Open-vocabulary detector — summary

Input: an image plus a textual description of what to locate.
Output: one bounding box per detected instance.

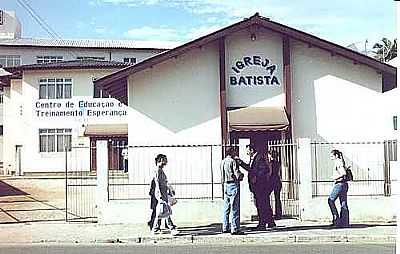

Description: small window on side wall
[123,57,136,64]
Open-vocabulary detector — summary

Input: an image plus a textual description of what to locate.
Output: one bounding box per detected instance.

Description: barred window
[39,128,72,153]
[37,56,63,64]
[0,55,21,67]
[39,78,72,99]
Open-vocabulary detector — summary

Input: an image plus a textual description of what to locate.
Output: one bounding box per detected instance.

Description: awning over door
[84,123,128,137]
[228,106,289,131]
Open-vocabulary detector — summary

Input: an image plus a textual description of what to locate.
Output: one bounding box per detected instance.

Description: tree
[373,38,397,62]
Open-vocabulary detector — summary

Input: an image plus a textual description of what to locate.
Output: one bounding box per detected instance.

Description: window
[0,55,21,67]
[39,78,72,99]
[39,128,72,153]
[37,56,63,64]
[0,125,3,136]
[77,56,105,61]
[0,89,3,104]
[93,84,110,98]
[123,57,136,64]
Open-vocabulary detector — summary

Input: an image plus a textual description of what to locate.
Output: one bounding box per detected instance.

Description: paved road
[0,243,395,254]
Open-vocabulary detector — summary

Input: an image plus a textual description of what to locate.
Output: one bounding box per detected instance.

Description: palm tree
[373,38,397,62]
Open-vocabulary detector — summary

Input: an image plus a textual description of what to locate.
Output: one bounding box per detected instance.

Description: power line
[16,0,59,39]
[16,0,77,58]
[18,0,61,39]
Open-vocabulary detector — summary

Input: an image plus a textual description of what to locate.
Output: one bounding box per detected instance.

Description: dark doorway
[230,130,283,154]
[89,137,128,171]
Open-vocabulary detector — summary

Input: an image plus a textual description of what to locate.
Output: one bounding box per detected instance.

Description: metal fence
[65,145,97,222]
[311,140,397,197]
[108,144,223,201]
[267,139,300,218]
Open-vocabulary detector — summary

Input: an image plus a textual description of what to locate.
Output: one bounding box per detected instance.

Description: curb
[117,234,396,245]
[0,234,395,245]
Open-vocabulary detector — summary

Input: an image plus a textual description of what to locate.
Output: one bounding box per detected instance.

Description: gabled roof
[6,59,132,71]
[95,13,397,90]
[0,38,179,50]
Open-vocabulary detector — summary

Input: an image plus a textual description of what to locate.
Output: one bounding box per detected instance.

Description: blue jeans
[328,182,349,227]
[222,182,240,232]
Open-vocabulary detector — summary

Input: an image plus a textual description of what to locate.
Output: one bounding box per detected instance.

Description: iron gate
[65,146,97,222]
[267,139,300,218]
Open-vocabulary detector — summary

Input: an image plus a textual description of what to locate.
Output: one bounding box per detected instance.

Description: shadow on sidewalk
[0,180,66,224]
[177,222,254,236]
[0,181,29,196]
[176,221,395,236]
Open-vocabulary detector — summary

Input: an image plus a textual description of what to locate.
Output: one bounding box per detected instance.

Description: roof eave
[95,14,396,88]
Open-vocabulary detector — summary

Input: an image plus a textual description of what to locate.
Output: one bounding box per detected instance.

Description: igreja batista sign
[230,55,281,86]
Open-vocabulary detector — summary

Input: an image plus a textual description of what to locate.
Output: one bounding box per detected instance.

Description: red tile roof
[6,59,132,71]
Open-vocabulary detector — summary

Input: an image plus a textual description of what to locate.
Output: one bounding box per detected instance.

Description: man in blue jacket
[236,144,276,230]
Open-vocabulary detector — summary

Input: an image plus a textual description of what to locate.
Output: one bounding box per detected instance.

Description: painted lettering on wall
[34,99,127,118]
[230,55,281,86]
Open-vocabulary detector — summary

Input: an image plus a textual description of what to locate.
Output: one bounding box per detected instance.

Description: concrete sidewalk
[0,219,396,245]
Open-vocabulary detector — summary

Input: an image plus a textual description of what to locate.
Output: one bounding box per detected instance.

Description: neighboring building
[0,9,176,172]
[2,60,131,174]
[0,10,171,68]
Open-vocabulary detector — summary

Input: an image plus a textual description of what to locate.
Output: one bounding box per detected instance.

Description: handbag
[157,201,172,219]
[344,166,354,181]
[168,194,177,206]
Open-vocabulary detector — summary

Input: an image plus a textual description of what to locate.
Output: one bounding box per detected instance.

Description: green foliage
[373,38,397,62]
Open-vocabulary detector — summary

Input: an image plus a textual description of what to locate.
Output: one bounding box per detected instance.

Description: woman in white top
[151,154,179,235]
[328,149,349,228]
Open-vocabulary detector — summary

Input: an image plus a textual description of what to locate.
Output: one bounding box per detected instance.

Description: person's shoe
[267,222,277,229]
[170,229,180,236]
[274,215,282,220]
[231,231,245,235]
[147,221,153,230]
[222,229,230,233]
[251,225,266,231]
[151,228,161,235]
[329,217,339,227]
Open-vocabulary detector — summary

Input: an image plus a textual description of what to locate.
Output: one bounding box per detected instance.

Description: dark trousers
[328,182,349,227]
[272,181,282,218]
[253,185,274,226]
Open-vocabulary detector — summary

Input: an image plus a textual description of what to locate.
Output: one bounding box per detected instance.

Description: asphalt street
[0,243,395,254]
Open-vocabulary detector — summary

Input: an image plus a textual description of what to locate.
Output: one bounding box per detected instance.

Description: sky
[1,0,397,50]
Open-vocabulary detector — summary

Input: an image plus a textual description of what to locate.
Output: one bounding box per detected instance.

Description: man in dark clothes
[236,144,276,230]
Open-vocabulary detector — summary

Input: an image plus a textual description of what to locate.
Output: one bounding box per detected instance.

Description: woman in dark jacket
[267,150,282,220]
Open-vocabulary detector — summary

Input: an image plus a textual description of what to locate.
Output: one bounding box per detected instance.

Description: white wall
[225,28,284,108]
[3,69,128,173]
[128,41,221,145]
[3,80,24,174]
[126,41,223,201]
[291,39,387,142]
